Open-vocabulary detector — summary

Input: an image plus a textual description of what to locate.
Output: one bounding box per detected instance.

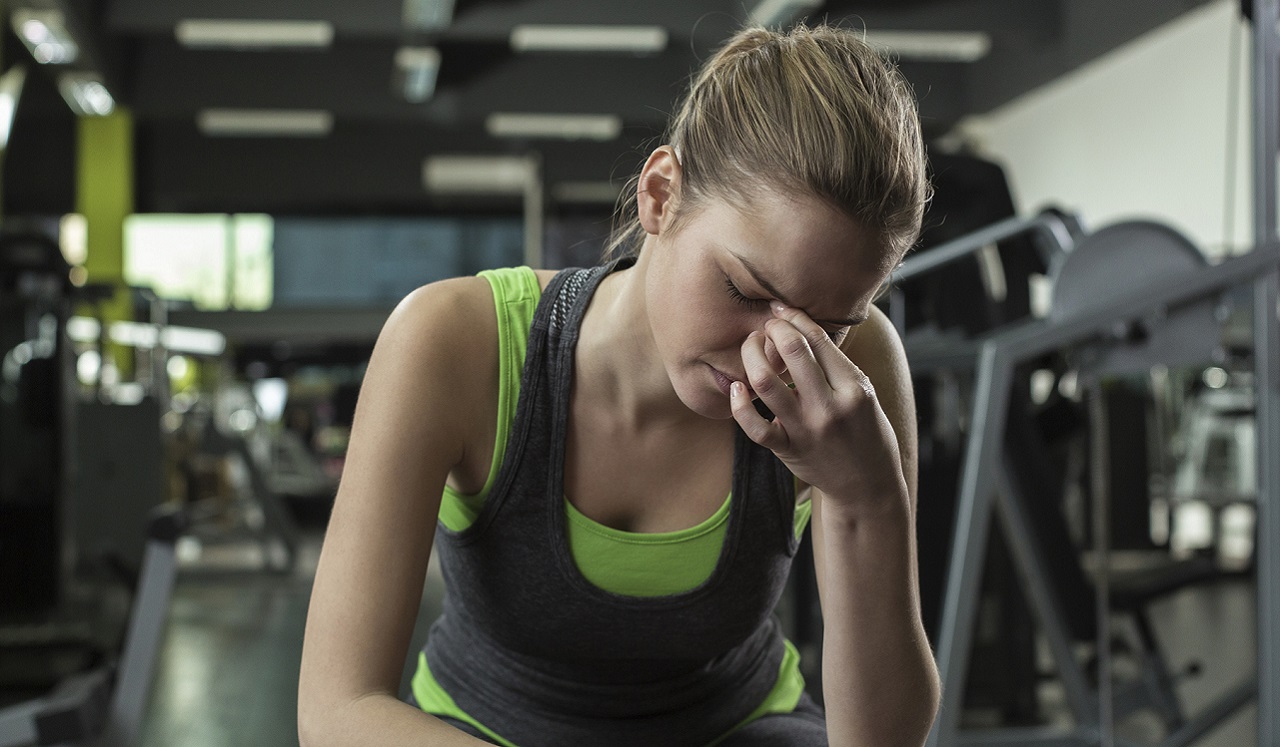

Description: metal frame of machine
[916,1,1280,743]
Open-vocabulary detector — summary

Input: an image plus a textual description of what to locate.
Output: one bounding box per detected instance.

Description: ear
[636,146,682,236]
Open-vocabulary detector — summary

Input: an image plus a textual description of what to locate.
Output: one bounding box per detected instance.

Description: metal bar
[1159,678,1258,747]
[1088,387,1114,747]
[1252,0,1280,742]
[994,462,1099,724]
[899,243,1276,382]
[523,154,544,269]
[896,211,1078,284]
[0,700,40,747]
[997,248,1278,364]
[1253,0,1279,247]
[901,336,982,375]
[926,342,1014,747]
[103,537,178,747]
[1255,269,1279,747]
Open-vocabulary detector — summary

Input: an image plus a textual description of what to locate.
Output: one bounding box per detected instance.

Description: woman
[299,23,940,747]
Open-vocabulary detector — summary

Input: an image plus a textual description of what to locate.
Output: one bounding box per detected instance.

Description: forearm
[816,497,940,747]
[298,691,491,747]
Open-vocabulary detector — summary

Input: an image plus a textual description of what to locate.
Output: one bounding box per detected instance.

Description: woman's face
[642,188,888,420]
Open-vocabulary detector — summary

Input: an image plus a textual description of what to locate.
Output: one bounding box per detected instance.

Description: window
[124,213,273,310]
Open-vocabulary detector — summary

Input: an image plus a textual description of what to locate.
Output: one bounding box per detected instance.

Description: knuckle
[749,372,777,395]
[803,326,830,349]
[773,340,803,360]
[778,334,809,358]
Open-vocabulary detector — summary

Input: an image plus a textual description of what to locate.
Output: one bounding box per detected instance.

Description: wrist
[818,489,911,531]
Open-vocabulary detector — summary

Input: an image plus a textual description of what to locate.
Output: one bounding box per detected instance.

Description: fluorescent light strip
[486,112,621,141]
[552,181,622,204]
[12,9,80,64]
[423,155,536,195]
[57,73,114,116]
[198,109,333,137]
[749,0,822,28]
[510,25,667,54]
[68,318,227,356]
[0,66,26,148]
[863,30,992,63]
[175,20,334,49]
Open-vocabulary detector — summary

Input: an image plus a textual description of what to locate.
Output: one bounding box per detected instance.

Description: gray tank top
[423,261,803,746]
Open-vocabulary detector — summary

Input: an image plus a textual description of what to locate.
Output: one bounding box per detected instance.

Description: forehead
[696,190,888,309]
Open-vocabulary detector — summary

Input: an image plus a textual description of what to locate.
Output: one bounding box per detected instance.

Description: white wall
[953,0,1253,259]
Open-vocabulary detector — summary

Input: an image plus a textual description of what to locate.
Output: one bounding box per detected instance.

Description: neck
[575,246,703,431]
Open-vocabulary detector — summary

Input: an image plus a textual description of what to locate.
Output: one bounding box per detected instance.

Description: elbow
[913,662,943,747]
[297,691,326,747]
[297,674,342,747]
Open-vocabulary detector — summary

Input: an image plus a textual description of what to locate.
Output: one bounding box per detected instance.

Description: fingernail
[770,301,788,315]
[731,381,744,397]
[747,330,762,339]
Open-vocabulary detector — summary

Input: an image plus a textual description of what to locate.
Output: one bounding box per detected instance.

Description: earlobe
[636,146,682,236]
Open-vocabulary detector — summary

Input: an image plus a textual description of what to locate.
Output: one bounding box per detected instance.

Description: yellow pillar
[76,109,135,377]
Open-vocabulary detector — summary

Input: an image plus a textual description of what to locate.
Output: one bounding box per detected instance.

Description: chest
[563,411,736,534]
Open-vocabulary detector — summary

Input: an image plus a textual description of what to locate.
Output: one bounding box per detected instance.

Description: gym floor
[136,530,1259,746]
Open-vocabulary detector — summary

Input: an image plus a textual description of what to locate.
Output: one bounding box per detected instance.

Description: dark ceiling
[3,0,1216,217]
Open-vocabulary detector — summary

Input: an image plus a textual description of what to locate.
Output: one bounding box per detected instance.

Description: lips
[708,364,755,398]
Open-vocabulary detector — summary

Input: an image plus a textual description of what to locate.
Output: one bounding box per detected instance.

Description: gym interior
[1,0,1278,745]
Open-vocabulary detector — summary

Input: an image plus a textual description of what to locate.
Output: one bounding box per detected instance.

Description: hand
[729,302,908,510]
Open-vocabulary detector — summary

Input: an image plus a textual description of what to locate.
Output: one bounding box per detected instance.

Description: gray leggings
[407,691,828,746]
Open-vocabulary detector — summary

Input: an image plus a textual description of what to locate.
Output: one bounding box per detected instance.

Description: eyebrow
[733,253,869,327]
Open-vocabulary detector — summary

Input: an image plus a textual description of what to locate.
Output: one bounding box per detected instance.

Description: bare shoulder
[374,275,499,435]
[387,274,496,346]
[532,268,557,291]
[840,305,909,394]
[380,277,496,379]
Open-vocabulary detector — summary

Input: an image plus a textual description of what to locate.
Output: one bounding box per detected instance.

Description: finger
[769,302,857,389]
[762,317,831,395]
[741,331,800,423]
[729,380,789,450]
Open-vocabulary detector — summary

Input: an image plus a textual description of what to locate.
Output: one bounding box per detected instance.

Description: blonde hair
[604,23,929,267]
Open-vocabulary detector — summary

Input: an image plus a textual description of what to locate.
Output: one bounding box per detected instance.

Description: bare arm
[297,278,495,747]
[810,305,939,747]
[731,300,938,746]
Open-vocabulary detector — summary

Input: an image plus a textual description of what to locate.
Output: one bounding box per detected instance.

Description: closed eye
[724,275,768,307]
[726,273,846,344]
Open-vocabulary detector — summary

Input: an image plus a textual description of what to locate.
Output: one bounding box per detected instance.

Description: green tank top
[416,266,813,743]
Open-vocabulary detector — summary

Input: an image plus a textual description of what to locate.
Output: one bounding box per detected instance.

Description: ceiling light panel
[863,30,992,63]
[423,155,537,195]
[58,73,115,116]
[197,109,333,137]
[486,113,622,141]
[402,0,456,31]
[175,20,334,49]
[510,25,667,54]
[395,46,441,103]
[12,9,80,64]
